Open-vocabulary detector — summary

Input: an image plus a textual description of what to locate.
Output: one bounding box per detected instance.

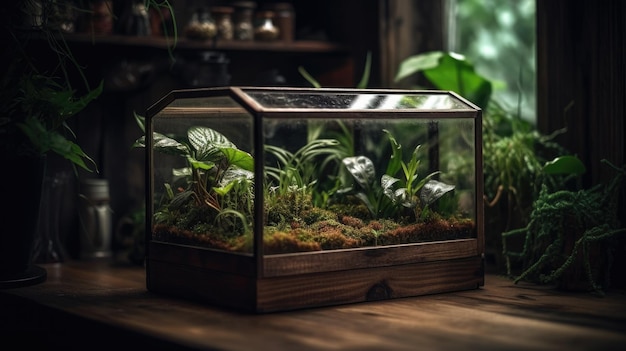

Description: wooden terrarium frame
[144,86,484,313]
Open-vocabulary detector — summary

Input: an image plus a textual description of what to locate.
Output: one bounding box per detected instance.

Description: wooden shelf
[61,33,350,53]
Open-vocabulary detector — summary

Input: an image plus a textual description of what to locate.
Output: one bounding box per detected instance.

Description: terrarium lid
[242,87,475,110]
[146,86,480,118]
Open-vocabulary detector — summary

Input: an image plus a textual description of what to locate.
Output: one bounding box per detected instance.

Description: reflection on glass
[245,91,472,110]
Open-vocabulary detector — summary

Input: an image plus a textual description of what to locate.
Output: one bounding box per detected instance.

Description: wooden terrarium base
[147,240,484,313]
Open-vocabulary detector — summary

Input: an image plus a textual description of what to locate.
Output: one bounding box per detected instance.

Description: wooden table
[2,259,625,350]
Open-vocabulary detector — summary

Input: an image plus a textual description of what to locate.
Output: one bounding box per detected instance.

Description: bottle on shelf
[265,2,295,42]
[254,10,279,41]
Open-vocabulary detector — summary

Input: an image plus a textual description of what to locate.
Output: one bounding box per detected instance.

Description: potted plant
[0,1,102,287]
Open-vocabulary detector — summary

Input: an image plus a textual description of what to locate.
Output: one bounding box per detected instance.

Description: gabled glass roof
[242,89,474,110]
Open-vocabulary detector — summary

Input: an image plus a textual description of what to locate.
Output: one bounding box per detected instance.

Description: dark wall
[537,0,626,287]
[537,0,625,186]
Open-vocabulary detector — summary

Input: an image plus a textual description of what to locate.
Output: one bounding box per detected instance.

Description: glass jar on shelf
[254,10,279,41]
[184,7,217,41]
[233,1,256,41]
[211,6,234,41]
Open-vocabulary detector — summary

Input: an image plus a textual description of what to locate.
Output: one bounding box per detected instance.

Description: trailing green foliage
[502,160,626,294]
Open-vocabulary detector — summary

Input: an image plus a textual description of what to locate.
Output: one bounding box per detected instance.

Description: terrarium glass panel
[262,116,476,255]
[150,95,255,254]
[148,88,479,256]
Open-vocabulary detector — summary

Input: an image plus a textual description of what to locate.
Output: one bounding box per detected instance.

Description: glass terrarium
[144,86,484,312]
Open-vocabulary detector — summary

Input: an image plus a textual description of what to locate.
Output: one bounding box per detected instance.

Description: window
[447,0,536,123]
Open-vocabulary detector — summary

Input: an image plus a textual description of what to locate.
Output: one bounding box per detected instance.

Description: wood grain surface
[2,259,625,350]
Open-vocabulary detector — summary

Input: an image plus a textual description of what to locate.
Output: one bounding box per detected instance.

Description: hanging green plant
[502,160,626,295]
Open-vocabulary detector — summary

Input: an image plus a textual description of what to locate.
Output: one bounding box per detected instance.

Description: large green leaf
[543,156,586,176]
[216,167,254,190]
[395,51,444,81]
[152,132,189,156]
[221,147,254,171]
[395,51,492,109]
[188,126,235,149]
[418,179,455,206]
[17,117,97,171]
[188,126,235,161]
[343,156,376,190]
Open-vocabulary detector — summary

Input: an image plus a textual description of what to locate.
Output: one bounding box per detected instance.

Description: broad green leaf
[187,156,214,170]
[381,174,400,200]
[221,147,254,171]
[172,167,192,177]
[394,51,444,82]
[395,51,492,109]
[153,132,189,156]
[543,156,586,175]
[423,53,492,109]
[62,80,103,117]
[213,181,234,196]
[218,167,254,189]
[18,117,96,171]
[343,156,376,190]
[187,126,234,162]
[50,136,96,172]
[419,179,455,206]
[188,126,235,152]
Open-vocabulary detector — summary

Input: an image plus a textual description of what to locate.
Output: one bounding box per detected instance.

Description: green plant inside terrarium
[136,113,476,255]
